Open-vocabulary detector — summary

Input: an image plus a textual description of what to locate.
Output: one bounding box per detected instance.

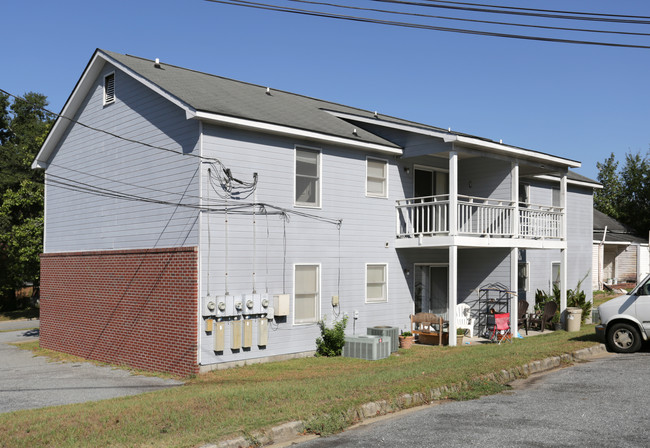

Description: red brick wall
[40,247,199,376]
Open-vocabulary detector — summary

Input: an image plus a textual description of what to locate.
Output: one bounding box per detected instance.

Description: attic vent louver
[104,73,115,105]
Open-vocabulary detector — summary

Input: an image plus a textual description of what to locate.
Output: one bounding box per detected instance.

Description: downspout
[599,226,607,289]
[197,120,204,367]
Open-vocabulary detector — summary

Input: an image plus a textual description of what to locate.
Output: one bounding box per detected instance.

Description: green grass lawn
[0,325,602,448]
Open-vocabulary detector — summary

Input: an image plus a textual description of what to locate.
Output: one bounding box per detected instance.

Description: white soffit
[326,110,581,169]
[192,110,403,155]
[533,174,602,189]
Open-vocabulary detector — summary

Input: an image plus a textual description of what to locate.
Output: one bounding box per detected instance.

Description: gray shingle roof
[101,50,585,168]
[593,209,648,244]
[103,50,400,149]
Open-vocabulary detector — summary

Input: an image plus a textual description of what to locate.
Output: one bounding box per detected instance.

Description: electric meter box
[215,295,228,317]
[242,293,260,315]
[202,296,217,316]
[232,295,244,315]
[273,294,290,316]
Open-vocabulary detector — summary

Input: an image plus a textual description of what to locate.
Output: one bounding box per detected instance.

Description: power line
[0,88,215,162]
[373,0,650,24]
[206,0,650,49]
[284,0,650,38]
[410,0,650,21]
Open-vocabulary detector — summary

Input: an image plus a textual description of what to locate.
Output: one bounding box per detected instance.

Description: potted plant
[551,310,562,331]
[456,328,465,345]
[399,331,415,349]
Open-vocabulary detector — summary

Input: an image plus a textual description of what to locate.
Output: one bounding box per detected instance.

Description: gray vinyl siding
[523,182,594,304]
[198,125,412,365]
[43,64,200,253]
[457,157,511,199]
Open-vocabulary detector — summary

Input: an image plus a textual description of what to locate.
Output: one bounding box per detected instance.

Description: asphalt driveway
[0,320,183,414]
[296,351,650,447]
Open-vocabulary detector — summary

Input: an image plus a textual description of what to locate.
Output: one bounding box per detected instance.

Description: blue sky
[3,0,649,180]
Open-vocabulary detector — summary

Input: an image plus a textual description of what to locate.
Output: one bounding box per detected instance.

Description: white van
[596,274,650,353]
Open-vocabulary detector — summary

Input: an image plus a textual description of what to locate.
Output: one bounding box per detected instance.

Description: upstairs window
[103,73,115,105]
[519,183,530,206]
[367,158,388,197]
[295,147,320,207]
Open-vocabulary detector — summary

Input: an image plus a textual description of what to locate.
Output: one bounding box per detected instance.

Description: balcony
[395,194,564,248]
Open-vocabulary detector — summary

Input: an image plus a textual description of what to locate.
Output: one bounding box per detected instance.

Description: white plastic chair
[456,303,476,338]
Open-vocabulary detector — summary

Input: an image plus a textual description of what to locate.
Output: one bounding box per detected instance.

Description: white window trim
[366,156,389,198]
[519,182,530,206]
[518,261,530,292]
[551,261,561,288]
[294,145,322,209]
[103,72,115,106]
[293,263,321,325]
[413,165,450,197]
[365,263,388,303]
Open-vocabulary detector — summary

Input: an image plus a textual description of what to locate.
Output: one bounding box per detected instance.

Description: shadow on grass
[569,333,600,343]
[0,307,39,321]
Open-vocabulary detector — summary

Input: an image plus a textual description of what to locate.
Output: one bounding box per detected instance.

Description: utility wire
[286,0,650,37]
[206,0,650,49]
[420,0,650,20]
[0,88,216,162]
[44,173,342,225]
[373,0,650,24]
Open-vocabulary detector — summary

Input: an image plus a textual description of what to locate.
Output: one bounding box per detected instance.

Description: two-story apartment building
[33,50,599,375]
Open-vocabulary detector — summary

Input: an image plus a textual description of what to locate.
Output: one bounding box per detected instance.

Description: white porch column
[511,247,519,335]
[560,172,568,313]
[449,149,458,236]
[448,245,458,346]
[511,161,519,238]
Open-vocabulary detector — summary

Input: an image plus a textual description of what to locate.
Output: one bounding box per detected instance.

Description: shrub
[535,276,591,324]
[315,316,348,357]
[567,279,592,324]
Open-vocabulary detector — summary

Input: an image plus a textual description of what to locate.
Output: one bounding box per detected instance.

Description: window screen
[295,265,319,323]
[366,264,387,303]
[295,147,320,206]
[367,158,387,197]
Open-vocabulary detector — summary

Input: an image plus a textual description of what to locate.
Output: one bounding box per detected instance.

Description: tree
[595,150,650,236]
[0,92,53,310]
[594,153,623,220]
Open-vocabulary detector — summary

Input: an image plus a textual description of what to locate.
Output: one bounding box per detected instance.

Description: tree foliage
[0,92,53,309]
[595,150,650,236]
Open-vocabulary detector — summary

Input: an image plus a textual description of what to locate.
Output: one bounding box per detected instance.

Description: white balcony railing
[396,195,563,240]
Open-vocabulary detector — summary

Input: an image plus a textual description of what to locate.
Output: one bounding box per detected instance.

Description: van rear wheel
[607,323,642,353]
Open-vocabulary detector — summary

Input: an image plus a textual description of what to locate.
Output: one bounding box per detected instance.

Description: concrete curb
[200,344,608,448]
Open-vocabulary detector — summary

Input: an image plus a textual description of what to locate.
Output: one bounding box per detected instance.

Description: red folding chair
[489,313,512,344]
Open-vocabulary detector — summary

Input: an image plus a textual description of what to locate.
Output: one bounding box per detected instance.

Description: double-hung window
[294,264,319,324]
[295,147,320,207]
[366,264,387,303]
[366,158,388,197]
